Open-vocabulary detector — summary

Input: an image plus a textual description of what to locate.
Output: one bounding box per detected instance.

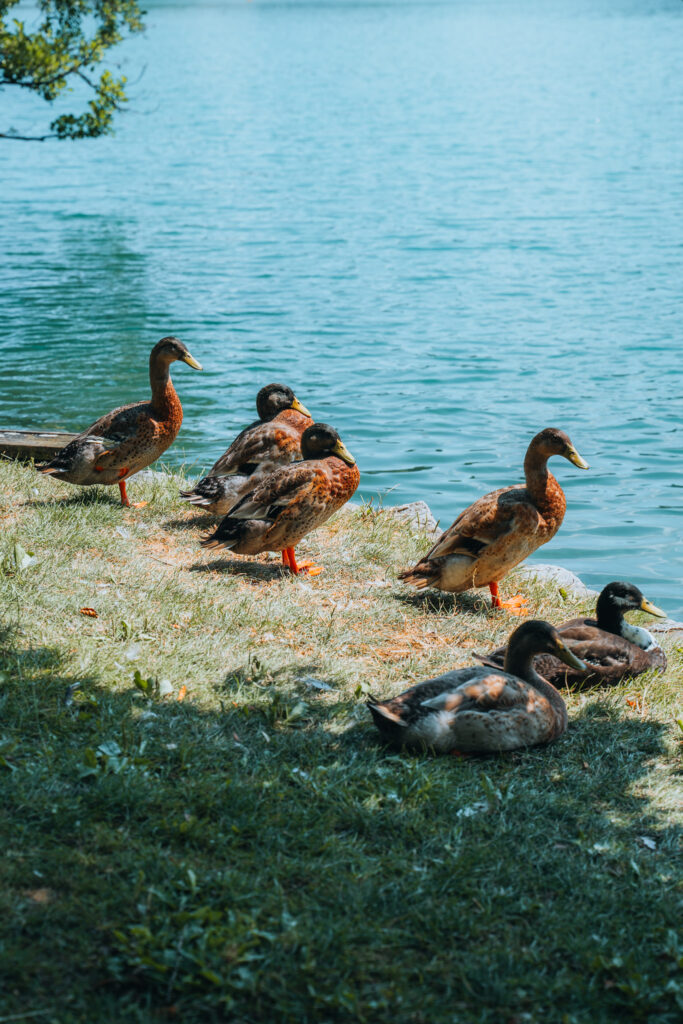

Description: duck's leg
[118,470,131,508]
[285,548,323,577]
[117,469,147,509]
[489,581,528,616]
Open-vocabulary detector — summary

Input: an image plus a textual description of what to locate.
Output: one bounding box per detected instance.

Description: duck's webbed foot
[283,548,323,576]
[489,582,529,616]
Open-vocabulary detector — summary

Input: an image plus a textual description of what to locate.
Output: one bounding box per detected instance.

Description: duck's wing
[226,462,319,521]
[378,668,561,751]
[80,401,151,446]
[533,633,667,688]
[420,669,563,750]
[73,401,156,472]
[423,485,541,562]
[419,670,531,713]
[209,419,300,478]
[474,620,603,670]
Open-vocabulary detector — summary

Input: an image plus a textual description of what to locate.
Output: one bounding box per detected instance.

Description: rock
[385,501,441,538]
[514,563,597,599]
[134,468,175,483]
[649,618,683,634]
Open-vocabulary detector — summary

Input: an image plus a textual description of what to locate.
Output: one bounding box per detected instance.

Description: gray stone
[134,468,175,483]
[385,500,442,538]
[649,618,683,634]
[514,563,597,599]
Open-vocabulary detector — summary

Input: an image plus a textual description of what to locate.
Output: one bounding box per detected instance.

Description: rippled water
[1,1,682,614]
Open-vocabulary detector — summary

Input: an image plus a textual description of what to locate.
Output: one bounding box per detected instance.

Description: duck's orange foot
[128,500,148,509]
[489,582,528,616]
[498,594,529,617]
[282,548,323,576]
[296,560,323,577]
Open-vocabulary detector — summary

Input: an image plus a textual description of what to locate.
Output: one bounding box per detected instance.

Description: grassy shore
[0,459,681,1024]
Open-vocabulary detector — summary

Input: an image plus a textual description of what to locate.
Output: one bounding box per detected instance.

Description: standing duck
[399,428,589,613]
[368,620,585,754]
[201,423,359,575]
[39,337,202,507]
[475,581,667,687]
[179,384,312,515]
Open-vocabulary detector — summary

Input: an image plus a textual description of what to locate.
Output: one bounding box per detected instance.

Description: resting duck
[201,423,360,575]
[399,428,589,613]
[368,620,585,754]
[475,581,667,688]
[39,337,202,507]
[179,383,312,514]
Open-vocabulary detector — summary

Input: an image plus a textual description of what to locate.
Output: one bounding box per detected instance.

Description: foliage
[0,460,681,1021]
[0,0,144,140]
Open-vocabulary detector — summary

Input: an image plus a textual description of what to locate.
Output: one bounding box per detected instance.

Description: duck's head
[528,428,589,469]
[504,619,587,676]
[256,383,311,421]
[151,336,203,370]
[300,423,356,465]
[597,582,666,622]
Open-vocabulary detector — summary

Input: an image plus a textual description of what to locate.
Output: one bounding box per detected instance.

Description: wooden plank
[0,429,78,462]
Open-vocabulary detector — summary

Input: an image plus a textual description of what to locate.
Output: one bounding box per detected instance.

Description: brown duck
[179,383,312,514]
[201,423,360,575]
[475,581,667,688]
[399,428,589,612]
[368,620,585,754]
[39,337,202,507]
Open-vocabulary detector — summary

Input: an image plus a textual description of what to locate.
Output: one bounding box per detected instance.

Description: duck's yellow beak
[182,352,203,370]
[565,444,589,470]
[333,439,356,466]
[640,597,666,619]
[291,397,312,418]
[554,638,587,672]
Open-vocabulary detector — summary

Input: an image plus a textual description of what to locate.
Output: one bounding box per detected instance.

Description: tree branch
[0,130,56,141]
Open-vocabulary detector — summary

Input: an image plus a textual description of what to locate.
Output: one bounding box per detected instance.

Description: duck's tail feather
[472,651,505,670]
[398,562,438,589]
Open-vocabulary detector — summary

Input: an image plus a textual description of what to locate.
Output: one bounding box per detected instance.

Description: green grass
[0,459,681,1024]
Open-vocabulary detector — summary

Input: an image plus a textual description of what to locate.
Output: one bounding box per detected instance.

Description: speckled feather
[369,666,566,753]
[399,428,581,594]
[202,456,360,555]
[40,338,196,488]
[181,408,311,514]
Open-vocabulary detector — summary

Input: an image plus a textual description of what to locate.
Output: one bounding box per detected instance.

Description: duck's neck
[594,593,624,636]
[150,355,182,423]
[523,447,566,521]
[504,647,568,736]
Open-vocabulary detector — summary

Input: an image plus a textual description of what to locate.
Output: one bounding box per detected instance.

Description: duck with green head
[475,581,667,687]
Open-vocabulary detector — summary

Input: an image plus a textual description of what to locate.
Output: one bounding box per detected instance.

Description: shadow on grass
[162,513,218,533]
[395,587,489,615]
[0,625,680,1023]
[23,486,125,508]
[189,556,289,582]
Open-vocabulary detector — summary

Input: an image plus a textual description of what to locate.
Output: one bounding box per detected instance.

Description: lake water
[2,0,682,616]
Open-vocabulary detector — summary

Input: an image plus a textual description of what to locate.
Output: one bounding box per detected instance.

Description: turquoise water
[1,0,682,615]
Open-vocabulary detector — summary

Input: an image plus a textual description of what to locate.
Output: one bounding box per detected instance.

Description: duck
[399,428,589,613]
[474,581,667,688]
[39,337,202,507]
[179,383,312,515]
[201,423,360,575]
[368,620,585,754]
